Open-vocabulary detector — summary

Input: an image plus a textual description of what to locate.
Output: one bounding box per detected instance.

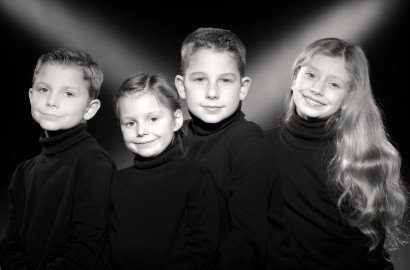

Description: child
[265,37,408,269]
[106,73,219,269]
[0,48,116,269]
[175,27,295,270]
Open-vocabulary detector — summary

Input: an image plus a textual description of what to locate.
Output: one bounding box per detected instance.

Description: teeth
[305,97,323,106]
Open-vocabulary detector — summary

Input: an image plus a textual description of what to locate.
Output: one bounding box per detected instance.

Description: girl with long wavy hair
[265,37,408,269]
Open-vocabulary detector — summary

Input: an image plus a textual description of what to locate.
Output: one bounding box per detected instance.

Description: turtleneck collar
[284,113,335,149]
[133,138,182,172]
[40,123,91,156]
[188,101,244,136]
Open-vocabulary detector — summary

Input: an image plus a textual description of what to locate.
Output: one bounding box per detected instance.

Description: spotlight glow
[245,0,402,129]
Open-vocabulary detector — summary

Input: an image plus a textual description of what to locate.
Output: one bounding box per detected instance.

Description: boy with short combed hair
[0,48,116,269]
[175,27,295,270]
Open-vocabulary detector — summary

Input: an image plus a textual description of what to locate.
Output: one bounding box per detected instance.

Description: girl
[107,73,219,269]
[265,38,408,269]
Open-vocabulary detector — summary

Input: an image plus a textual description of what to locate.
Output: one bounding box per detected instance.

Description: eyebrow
[305,64,347,82]
[146,111,163,117]
[189,72,237,77]
[34,81,81,92]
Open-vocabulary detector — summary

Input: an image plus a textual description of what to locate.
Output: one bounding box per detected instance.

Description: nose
[311,81,324,96]
[136,123,148,137]
[46,92,59,107]
[205,82,220,100]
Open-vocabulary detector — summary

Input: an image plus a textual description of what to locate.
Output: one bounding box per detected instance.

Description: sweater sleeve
[44,157,114,270]
[216,135,270,270]
[0,166,31,270]
[186,170,219,269]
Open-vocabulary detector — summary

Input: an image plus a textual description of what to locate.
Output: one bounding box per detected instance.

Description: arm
[217,136,270,270]
[0,168,31,270]
[44,158,114,269]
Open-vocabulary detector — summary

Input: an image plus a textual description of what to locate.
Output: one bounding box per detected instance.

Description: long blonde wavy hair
[283,38,408,252]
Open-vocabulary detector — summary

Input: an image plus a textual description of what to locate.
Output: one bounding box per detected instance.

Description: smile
[303,95,326,106]
[135,139,157,145]
[40,112,62,118]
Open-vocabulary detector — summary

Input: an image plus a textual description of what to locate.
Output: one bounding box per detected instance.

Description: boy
[0,48,116,269]
[175,27,294,270]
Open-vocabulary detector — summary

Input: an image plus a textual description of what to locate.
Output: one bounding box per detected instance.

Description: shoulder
[10,156,39,185]
[264,125,283,142]
[76,137,116,166]
[225,119,266,144]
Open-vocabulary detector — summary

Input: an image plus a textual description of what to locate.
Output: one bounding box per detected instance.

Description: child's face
[118,93,183,158]
[29,63,100,131]
[291,54,350,120]
[176,49,250,124]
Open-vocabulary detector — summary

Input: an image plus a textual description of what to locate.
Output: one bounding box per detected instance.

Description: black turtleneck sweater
[183,104,292,270]
[107,140,219,270]
[0,123,116,270]
[265,114,393,270]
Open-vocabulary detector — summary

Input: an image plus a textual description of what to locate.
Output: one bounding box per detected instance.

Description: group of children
[0,27,407,270]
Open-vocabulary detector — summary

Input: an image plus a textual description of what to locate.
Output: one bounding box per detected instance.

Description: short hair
[180,27,246,77]
[32,48,104,99]
[113,73,181,120]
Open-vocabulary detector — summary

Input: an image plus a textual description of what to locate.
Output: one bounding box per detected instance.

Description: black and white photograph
[1,0,409,269]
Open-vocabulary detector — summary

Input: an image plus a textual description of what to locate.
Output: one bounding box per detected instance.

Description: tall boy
[175,27,292,270]
[0,48,116,269]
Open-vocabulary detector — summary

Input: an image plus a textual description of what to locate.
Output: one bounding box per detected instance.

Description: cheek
[121,128,132,141]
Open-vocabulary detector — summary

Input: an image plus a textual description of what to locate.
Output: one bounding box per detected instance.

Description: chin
[38,122,61,131]
[198,114,225,124]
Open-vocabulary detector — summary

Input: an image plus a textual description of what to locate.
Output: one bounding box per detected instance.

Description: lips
[302,94,326,106]
[202,105,223,109]
[135,139,157,145]
[40,112,62,118]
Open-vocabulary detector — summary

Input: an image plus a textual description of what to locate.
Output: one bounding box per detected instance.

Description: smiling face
[117,93,183,158]
[175,49,250,124]
[29,63,99,131]
[291,54,350,120]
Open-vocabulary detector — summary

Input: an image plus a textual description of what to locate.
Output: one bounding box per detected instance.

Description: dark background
[1,0,409,268]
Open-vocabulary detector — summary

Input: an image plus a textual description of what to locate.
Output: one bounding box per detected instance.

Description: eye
[147,117,159,123]
[329,82,340,88]
[219,78,232,85]
[37,87,48,93]
[305,72,316,79]
[194,77,207,84]
[64,91,75,97]
[125,121,136,128]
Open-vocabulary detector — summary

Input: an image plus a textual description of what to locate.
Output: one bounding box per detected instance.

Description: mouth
[135,139,157,145]
[40,112,62,118]
[302,94,326,106]
[201,105,223,111]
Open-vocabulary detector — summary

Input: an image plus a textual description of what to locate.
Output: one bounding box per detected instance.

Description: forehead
[35,63,90,91]
[119,93,167,112]
[36,63,86,82]
[304,54,350,81]
[186,49,240,75]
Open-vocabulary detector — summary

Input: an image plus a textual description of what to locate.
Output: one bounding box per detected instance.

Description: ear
[83,99,101,120]
[28,88,33,102]
[175,75,186,99]
[173,109,184,131]
[239,77,251,100]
